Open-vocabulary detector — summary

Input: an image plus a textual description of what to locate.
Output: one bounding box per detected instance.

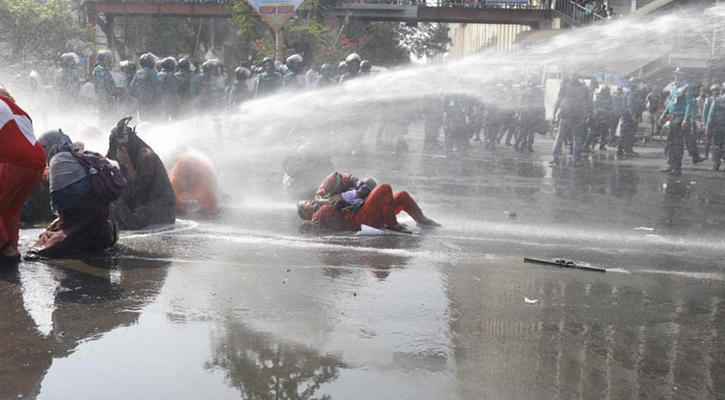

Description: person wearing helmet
[195,60,222,111]
[283,54,305,89]
[339,53,361,84]
[119,60,138,117]
[702,83,722,158]
[517,79,545,153]
[316,64,336,88]
[551,71,592,165]
[706,82,725,171]
[659,68,700,175]
[155,59,163,73]
[335,61,348,83]
[228,67,251,107]
[175,58,196,112]
[131,53,161,120]
[498,79,518,148]
[56,53,80,108]
[359,60,372,76]
[157,57,179,120]
[254,57,281,98]
[616,77,646,157]
[583,85,613,152]
[93,50,118,115]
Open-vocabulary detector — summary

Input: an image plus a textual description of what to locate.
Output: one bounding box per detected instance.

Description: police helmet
[262,57,275,67]
[338,61,348,72]
[320,63,331,74]
[710,83,722,92]
[201,60,214,73]
[345,53,361,64]
[178,58,191,71]
[629,77,642,88]
[97,50,113,66]
[155,59,164,71]
[235,67,251,81]
[360,60,372,74]
[61,52,79,67]
[139,53,157,68]
[161,57,177,71]
[286,54,303,65]
[119,60,137,74]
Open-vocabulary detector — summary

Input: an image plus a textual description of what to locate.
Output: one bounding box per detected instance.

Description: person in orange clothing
[0,84,47,265]
[169,152,220,214]
[298,183,440,233]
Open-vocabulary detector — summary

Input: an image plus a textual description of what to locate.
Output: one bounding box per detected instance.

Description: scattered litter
[502,211,518,219]
[525,297,539,304]
[474,277,482,282]
[356,224,387,236]
[285,269,291,272]
[353,292,357,297]
[282,279,288,284]
[634,227,654,231]
[524,257,606,273]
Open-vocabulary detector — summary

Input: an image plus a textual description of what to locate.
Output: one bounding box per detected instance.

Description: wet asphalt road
[1,129,725,400]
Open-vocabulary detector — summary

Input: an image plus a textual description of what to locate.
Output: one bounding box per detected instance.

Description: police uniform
[618,87,645,155]
[706,93,725,170]
[254,70,282,98]
[93,64,117,113]
[662,81,696,174]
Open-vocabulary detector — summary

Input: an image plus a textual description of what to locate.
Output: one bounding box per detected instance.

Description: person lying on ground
[298,183,440,233]
[0,83,46,266]
[314,171,378,205]
[106,117,176,230]
[28,131,118,258]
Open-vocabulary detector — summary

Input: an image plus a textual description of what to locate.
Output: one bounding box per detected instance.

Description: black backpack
[71,150,125,204]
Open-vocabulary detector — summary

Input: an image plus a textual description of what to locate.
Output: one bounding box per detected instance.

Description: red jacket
[315,172,354,199]
[0,96,46,170]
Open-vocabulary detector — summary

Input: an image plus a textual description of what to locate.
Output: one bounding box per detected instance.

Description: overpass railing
[333,0,551,9]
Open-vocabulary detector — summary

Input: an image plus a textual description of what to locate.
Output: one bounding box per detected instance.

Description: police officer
[702,83,722,158]
[119,60,138,117]
[130,52,161,120]
[517,79,545,153]
[335,61,348,83]
[316,64,336,88]
[706,82,725,171]
[195,60,220,111]
[610,86,624,145]
[57,53,80,109]
[228,67,251,107]
[618,77,645,157]
[175,58,196,112]
[93,50,119,117]
[254,57,282,98]
[584,85,613,151]
[282,54,305,89]
[157,57,179,120]
[339,53,361,84]
[360,60,372,76]
[551,71,592,165]
[660,68,697,176]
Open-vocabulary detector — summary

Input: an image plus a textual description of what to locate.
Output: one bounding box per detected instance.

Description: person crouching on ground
[298,183,439,233]
[27,131,118,258]
[106,117,176,230]
[0,83,46,266]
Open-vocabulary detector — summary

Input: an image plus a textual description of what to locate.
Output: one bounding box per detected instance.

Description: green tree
[0,0,88,62]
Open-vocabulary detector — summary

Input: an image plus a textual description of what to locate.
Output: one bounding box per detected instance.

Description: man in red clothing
[0,83,47,265]
[298,183,439,233]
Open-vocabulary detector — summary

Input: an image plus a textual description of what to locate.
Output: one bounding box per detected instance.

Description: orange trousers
[346,184,424,230]
[0,163,43,248]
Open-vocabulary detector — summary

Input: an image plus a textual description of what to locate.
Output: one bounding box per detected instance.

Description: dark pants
[618,115,637,154]
[553,117,586,162]
[685,126,701,161]
[498,112,517,145]
[517,113,537,151]
[666,115,686,172]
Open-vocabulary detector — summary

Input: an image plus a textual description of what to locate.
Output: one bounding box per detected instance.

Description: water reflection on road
[2,139,725,399]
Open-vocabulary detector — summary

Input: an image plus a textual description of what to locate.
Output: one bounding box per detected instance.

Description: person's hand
[681,120,689,130]
[117,148,135,178]
[328,194,343,205]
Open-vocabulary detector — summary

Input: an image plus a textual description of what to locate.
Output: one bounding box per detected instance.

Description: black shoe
[417,217,441,228]
[693,157,706,164]
[388,224,413,234]
[668,169,682,176]
[660,166,673,173]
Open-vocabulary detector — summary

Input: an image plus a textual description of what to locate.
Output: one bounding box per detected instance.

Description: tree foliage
[231,0,450,66]
[0,0,88,62]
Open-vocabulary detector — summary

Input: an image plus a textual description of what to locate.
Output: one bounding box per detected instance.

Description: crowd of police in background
[50,49,725,175]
